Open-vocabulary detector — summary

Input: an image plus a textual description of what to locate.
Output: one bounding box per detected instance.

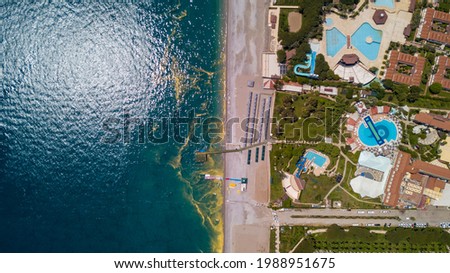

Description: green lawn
[279,226,307,253]
[270,229,277,253]
[328,187,383,209]
[274,0,302,6]
[299,174,336,203]
[293,226,450,253]
[273,92,343,141]
[270,144,307,202]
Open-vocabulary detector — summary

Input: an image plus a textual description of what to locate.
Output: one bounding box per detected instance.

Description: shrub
[429,83,443,95]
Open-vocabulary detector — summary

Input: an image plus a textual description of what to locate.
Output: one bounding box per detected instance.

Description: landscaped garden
[293,225,450,253]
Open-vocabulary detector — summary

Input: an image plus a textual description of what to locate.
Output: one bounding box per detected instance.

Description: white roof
[262,53,280,78]
[282,84,302,92]
[350,176,386,198]
[319,86,338,96]
[430,184,450,207]
[351,151,393,199]
[282,173,300,200]
[358,151,392,173]
[333,63,376,85]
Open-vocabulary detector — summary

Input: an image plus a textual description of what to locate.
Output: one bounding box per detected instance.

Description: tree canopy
[429,83,443,95]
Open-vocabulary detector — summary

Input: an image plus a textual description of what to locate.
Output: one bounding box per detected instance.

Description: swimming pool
[351,23,382,61]
[373,0,394,9]
[325,18,333,26]
[358,119,398,147]
[326,27,346,57]
[305,151,327,167]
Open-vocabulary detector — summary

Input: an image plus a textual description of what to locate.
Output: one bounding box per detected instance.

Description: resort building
[263,79,276,90]
[413,112,450,132]
[416,8,450,45]
[320,1,411,84]
[383,151,450,208]
[333,54,376,85]
[283,149,330,201]
[262,52,282,79]
[372,9,388,25]
[286,48,297,64]
[440,136,450,164]
[280,82,303,93]
[319,86,338,96]
[385,50,425,86]
[350,151,393,199]
[431,55,450,90]
[282,172,306,201]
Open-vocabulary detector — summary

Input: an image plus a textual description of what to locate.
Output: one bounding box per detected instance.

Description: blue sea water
[1,1,224,252]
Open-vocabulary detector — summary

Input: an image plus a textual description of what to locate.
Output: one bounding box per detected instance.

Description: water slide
[293,51,319,79]
[363,116,385,146]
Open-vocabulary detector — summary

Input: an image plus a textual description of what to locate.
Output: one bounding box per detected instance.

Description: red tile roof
[432,56,450,90]
[419,8,450,45]
[384,150,450,207]
[385,51,425,86]
[414,112,450,132]
[286,49,297,62]
[425,177,447,191]
[347,118,357,126]
[370,107,377,115]
[384,151,411,207]
[411,160,450,180]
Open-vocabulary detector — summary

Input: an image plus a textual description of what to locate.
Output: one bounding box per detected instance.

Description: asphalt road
[273,207,450,227]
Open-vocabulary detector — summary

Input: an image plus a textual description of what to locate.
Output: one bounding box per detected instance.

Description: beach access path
[223,0,274,253]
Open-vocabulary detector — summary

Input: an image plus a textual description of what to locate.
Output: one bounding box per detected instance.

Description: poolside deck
[319,2,411,72]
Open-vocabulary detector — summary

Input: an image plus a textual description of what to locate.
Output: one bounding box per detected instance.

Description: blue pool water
[351,23,382,61]
[325,18,333,26]
[358,119,398,147]
[305,151,327,167]
[373,0,395,9]
[326,27,346,57]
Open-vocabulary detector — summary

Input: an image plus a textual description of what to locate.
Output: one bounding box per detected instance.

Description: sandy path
[223,0,273,253]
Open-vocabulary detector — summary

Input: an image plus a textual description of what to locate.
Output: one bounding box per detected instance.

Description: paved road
[273,207,450,227]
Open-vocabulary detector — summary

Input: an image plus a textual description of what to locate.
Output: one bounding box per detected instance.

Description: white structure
[319,86,338,96]
[262,52,281,79]
[430,184,450,207]
[281,84,303,93]
[281,173,301,200]
[334,63,376,85]
[350,151,393,199]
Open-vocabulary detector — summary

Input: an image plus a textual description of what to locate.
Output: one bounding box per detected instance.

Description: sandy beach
[223,0,274,253]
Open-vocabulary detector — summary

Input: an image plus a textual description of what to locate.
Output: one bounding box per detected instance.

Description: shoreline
[221,0,228,253]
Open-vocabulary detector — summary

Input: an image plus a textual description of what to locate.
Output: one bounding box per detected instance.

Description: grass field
[293,225,450,253]
[279,226,307,253]
[299,174,336,203]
